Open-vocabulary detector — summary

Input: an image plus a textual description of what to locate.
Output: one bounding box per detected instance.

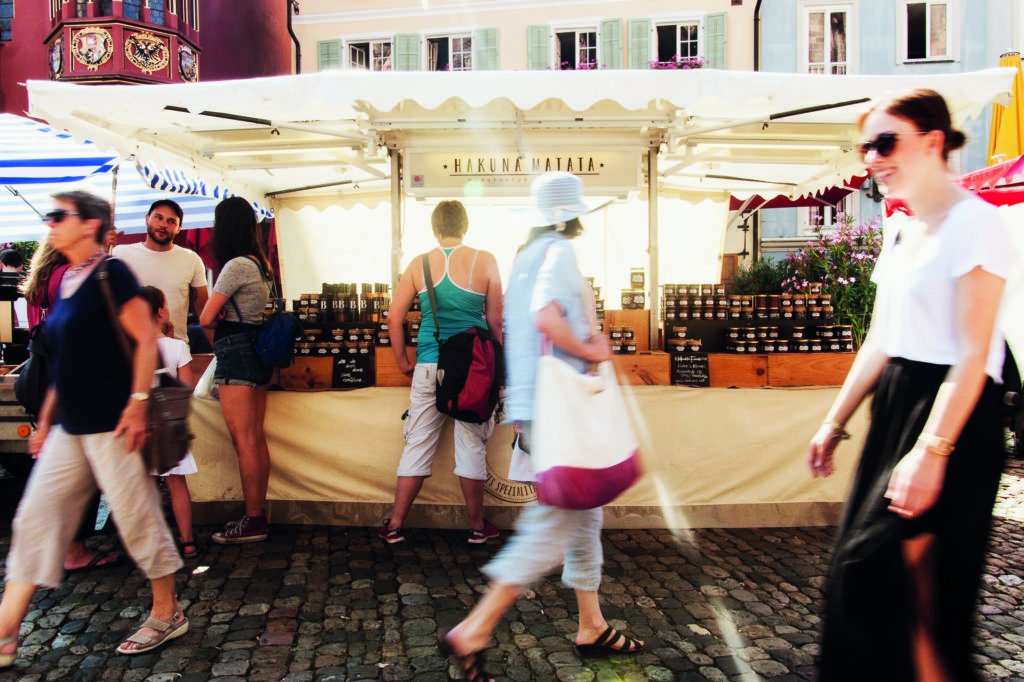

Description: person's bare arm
[388,262,418,377]
[29,387,59,457]
[534,303,610,363]
[482,252,503,341]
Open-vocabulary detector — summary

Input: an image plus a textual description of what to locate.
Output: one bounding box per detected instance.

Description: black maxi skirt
[818,357,1006,682]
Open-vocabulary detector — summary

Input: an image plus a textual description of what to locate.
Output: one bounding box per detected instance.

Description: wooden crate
[604,309,651,351]
[611,351,670,385]
[277,357,333,390]
[768,353,856,387]
[375,346,415,387]
[708,353,768,388]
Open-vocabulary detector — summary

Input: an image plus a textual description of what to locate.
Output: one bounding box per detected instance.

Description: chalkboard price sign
[671,352,710,387]
[332,353,374,389]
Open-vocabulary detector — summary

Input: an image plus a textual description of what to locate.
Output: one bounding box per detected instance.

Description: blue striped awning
[0,113,117,183]
[137,162,272,221]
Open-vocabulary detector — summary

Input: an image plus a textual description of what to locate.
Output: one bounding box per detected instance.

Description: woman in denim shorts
[199,197,274,545]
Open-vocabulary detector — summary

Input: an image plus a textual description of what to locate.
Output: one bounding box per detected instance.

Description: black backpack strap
[421,252,442,344]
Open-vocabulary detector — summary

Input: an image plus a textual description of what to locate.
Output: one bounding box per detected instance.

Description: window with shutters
[798,2,857,75]
[425,34,472,71]
[554,27,599,69]
[900,0,958,62]
[655,22,700,64]
[347,39,393,71]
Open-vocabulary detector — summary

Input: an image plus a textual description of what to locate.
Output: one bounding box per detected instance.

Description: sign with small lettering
[332,354,373,389]
[671,352,710,387]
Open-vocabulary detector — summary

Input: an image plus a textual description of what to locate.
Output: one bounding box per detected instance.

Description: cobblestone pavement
[0,458,1021,682]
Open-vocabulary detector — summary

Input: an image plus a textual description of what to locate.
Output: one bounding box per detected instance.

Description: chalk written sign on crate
[671,352,710,387]
[332,352,374,389]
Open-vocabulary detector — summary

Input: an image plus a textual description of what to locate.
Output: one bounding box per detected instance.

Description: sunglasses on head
[42,209,81,224]
[858,131,929,161]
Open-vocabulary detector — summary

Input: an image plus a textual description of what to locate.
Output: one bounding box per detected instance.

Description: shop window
[0,0,11,41]
[149,0,165,26]
[555,29,597,69]
[426,34,472,71]
[122,0,141,20]
[655,22,700,64]
[348,40,392,71]
[903,1,953,61]
[799,2,856,75]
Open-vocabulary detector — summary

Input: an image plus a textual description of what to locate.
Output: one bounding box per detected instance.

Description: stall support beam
[390,150,402,293]
[647,147,659,350]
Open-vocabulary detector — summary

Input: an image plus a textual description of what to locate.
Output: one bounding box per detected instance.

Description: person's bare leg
[253,386,271,510]
[459,477,485,530]
[219,385,267,518]
[0,581,37,658]
[164,475,193,544]
[63,541,118,571]
[388,476,425,530]
[117,574,182,652]
[903,534,953,682]
[446,582,522,656]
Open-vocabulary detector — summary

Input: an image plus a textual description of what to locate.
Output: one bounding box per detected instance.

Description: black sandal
[180,541,199,559]
[575,626,645,656]
[438,629,492,682]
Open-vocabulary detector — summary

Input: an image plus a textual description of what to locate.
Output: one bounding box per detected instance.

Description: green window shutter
[627,18,651,69]
[474,27,499,70]
[600,18,623,69]
[317,40,341,71]
[527,24,550,70]
[394,33,420,71]
[705,12,727,69]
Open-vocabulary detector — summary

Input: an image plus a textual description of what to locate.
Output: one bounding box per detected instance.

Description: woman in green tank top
[379,200,503,545]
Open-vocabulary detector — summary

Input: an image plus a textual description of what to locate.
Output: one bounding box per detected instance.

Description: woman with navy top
[379,200,503,544]
[808,90,1014,681]
[0,191,185,667]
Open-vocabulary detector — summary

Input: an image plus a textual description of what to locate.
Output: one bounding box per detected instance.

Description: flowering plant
[0,241,37,265]
[649,56,705,70]
[781,216,883,346]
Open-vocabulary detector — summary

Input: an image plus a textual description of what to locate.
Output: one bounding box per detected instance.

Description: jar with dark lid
[762,340,776,353]
[747,340,759,353]
[727,327,741,340]
[777,340,790,353]
[756,328,769,339]
[609,325,623,340]
[838,325,853,338]
[756,307,768,320]
[768,327,779,339]
[796,340,810,353]
[810,340,823,352]
[672,326,688,339]
[791,327,806,339]
[842,340,854,352]
[623,342,637,354]
[664,308,677,321]
[819,326,836,339]
[827,340,842,352]
[664,295,677,308]
[735,340,747,353]
[610,341,623,354]
[622,326,635,340]
[781,308,795,320]
[744,327,757,340]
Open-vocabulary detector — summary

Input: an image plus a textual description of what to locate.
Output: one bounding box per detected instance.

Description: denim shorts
[213,332,274,387]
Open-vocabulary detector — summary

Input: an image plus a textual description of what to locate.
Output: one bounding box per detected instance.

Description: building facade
[757,0,1019,252]
[293,0,755,74]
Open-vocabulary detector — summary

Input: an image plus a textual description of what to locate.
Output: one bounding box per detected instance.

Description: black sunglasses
[859,131,928,161]
[42,209,81,224]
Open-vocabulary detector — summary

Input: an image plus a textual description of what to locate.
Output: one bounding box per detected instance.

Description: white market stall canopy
[25,68,1017,209]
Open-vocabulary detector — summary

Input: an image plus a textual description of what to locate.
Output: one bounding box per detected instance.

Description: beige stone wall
[293,0,755,73]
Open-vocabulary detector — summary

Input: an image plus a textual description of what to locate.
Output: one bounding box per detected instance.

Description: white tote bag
[193,357,219,401]
[531,356,641,509]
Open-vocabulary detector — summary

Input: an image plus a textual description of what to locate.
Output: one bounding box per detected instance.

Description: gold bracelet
[823,419,851,440]
[918,433,955,456]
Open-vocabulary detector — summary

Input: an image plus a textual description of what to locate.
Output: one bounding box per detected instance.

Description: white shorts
[396,363,494,480]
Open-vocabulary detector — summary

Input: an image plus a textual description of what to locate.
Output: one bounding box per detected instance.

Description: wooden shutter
[527,24,550,70]
[705,12,727,69]
[600,18,623,69]
[474,27,499,70]
[394,33,420,71]
[627,18,651,69]
[317,40,341,71]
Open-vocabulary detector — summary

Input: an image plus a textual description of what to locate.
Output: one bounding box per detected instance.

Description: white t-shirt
[113,243,208,345]
[154,336,192,384]
[871,197,1014,380]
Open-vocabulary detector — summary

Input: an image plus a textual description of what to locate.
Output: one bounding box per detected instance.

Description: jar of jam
[838,325,853,339]
[762,340,776,353]
[809,282,823,295]
[768,327,779,339]
[687,340,703,352]
[716,296,729,308]
[754,294,768,309]
[622,326,635,341]
[299,294,311,307]
[741,305,754,320]
[670,326,688,339]
[609,325,623,340]
[777,340,790,353]
[747,340,759,354]
[819,326,836,339]
[668,339,687,354]
[756,328,769,340]
[377,332,391,346]
[702,308,714,320]
[329,342,343,355]
[809,306,822,320]
[315,343,330,356]
[827,340,842,352]
[663,283,677,296]
[703,295,715,307]
[782,308,795,320]
[729,294,742,307]
[678,308,690,320]
[735,341,747,354]
[739,295,753,307]
[623,342,637,354]
[687,284,700,296]
[756,307,769,320]
[715,308,727,320]
[727,327,741,340]
[715,284,727,296]
[810,340,823,352]
[791,327,806,339]
[729,306,742,319]
[842,340,854,352]
[796,341,810,353]
[744,327,757,340]
[664,308,677,322]
[806,296,819,307]
[297,342,313,356]
[781,295,794,308]
[819,294,831,306]
[610,341,622,354]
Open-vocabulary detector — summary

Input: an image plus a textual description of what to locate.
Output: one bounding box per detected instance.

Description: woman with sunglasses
[808,89,1013,681]
[0,192,186,668]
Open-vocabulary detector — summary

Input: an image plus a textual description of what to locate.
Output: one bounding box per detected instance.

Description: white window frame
[897,0,960,63]
[800,195,861,237]
[649,11,705,65]
[342,32,394,71]
[798,1,859,75]
[550,19,601,70]
[422,27,475,72]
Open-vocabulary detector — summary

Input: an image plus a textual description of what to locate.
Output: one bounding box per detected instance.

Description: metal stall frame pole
[647,147,659,351]
[390,149,403,293]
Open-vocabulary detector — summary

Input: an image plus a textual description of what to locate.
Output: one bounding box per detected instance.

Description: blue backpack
[230,256,300,368]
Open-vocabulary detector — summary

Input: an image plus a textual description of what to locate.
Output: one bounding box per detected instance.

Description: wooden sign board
[332,352,374,389]
[670,352,710,387]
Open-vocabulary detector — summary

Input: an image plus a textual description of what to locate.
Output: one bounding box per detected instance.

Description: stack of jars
[663,283,727,322]
[724,324,854,353]
[609,325,637,354]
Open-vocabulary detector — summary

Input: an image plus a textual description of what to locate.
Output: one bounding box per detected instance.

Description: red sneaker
[468,520,499,544]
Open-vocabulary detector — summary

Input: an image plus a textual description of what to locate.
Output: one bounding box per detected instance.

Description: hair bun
[944,128,967,152]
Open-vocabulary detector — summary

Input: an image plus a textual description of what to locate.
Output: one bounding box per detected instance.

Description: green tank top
[416,246,487,363]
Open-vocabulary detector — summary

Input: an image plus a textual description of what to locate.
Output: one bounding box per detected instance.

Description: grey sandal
[116,610,188,654]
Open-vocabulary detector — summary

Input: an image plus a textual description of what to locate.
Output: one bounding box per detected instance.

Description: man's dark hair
[0,249,23,269]
[148,199,184,224]
[51,191,113,244]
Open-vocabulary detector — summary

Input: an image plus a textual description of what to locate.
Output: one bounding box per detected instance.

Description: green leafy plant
[0,241,38,265]
[730,257,792,296]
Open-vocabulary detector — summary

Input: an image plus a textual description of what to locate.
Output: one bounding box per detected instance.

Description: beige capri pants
[6,426,183,588]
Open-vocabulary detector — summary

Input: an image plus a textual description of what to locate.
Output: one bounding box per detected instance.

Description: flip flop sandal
[180,541,199,559]
[65,552,122,574]
[0,635,17,668]
[575,626,645,657]
[438,628,493,682]
[116,610,189,655]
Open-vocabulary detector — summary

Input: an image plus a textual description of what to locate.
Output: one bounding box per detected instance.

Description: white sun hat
[520,171,612,227]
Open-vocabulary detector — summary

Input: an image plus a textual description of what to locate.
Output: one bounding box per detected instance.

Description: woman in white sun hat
[439,172,643,682]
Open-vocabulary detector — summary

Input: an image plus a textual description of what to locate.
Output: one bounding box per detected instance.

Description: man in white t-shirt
[113,200,209,347]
